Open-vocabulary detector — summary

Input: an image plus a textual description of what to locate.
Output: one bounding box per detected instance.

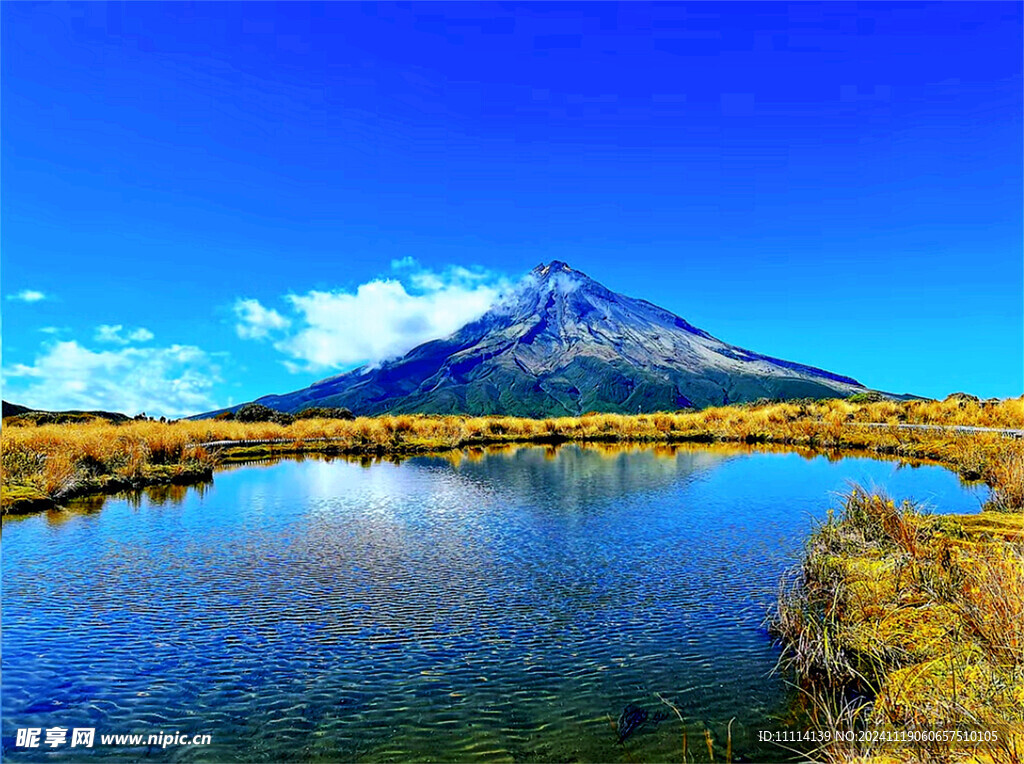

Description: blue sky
[2,2,1021,416]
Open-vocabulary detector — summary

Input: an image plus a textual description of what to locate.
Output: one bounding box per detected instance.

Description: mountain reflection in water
[2,445,986,762]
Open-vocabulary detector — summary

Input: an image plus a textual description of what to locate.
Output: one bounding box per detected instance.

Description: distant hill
[2,401,131,424]
[2,401,33,418]
[200,261,899,419]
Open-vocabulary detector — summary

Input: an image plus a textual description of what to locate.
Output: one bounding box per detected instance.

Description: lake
[2,444,987,762]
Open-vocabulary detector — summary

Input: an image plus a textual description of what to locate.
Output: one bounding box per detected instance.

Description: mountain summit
[232,262,869,417]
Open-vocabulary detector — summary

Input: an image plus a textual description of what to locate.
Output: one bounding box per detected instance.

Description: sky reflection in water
[2,444,986,762]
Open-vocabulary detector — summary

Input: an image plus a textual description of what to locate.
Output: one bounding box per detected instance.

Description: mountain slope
[2,401,33,418]
[2,400,131,423]
[218,262,871,418]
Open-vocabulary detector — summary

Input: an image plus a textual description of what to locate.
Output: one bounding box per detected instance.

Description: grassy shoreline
[2,396,1022,760]
[770,487,1023,763]
[2,396,1020,515]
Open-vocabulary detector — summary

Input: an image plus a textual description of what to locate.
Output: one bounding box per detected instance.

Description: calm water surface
[2,445,987,762]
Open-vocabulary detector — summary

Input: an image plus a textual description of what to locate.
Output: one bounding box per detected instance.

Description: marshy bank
[770,486,1023,764]
[2,396,1021,515]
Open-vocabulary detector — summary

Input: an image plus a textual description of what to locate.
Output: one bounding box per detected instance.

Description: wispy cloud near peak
[233,261,510,373]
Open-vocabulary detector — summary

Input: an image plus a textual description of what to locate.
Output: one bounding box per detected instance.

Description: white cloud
[233,299,291,340]
[95,325,123,343]
[3,340,223,418]
[390,256,418,270]
[39,326,65,335]
[7,289,47,303]
[94,324,155,345]
[234,264,509,372]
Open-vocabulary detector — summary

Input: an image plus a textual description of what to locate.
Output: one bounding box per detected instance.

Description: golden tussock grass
[2,396,1021,513]
[771,486,1024,764]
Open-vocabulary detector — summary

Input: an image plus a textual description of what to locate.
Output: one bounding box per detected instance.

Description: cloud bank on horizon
[4,339,224,418]
[2,261,510,417]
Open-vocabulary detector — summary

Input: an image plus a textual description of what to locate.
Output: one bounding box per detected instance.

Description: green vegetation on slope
[2,400,131,425]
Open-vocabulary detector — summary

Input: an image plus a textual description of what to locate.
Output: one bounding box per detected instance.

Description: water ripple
[2,446,985,761]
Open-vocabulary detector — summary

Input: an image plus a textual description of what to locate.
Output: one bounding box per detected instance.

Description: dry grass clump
[984,447,1024,513]
[1,420,217,511]
[771,485,1024,763]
